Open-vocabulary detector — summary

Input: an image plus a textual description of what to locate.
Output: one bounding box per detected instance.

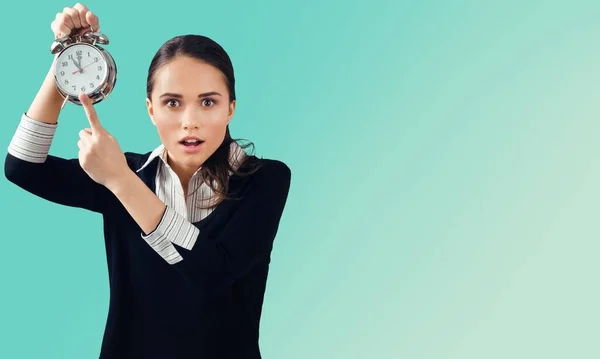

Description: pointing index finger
[79,93,102,132]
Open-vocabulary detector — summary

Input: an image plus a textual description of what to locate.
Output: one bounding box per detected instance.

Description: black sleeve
[4,152,114,214]
[171,160,292,296]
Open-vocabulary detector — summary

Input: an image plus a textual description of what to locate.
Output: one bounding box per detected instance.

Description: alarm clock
[50,29,117,108]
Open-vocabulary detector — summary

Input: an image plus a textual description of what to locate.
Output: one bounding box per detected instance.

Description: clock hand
[73,60,96,75]
[71,58,82,73]
[71,59,83,75]
[79,60,99,71]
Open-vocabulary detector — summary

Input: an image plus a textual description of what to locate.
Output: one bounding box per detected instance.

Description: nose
[181,108,201,130]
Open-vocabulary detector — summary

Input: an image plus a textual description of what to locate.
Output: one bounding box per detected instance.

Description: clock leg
[60,95,69,109]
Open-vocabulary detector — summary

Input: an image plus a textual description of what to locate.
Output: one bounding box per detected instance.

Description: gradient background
[1,0,599,358]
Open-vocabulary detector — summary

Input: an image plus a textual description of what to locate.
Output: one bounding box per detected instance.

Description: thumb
[79,93,103,133]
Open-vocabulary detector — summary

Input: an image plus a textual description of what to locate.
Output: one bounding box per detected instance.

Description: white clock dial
[54,43,108,97]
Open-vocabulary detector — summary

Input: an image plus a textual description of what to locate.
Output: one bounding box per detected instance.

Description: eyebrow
[159,92,222,99]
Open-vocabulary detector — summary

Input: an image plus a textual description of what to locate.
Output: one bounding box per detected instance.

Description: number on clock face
[54,44,107,96]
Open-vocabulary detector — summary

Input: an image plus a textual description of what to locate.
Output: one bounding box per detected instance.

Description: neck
[166,153,200,196]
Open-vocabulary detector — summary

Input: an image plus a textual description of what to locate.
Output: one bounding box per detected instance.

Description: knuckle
[63,9,77,23]
[58,15,69,26]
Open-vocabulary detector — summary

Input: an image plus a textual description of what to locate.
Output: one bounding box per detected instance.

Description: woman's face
[146,55,235,174]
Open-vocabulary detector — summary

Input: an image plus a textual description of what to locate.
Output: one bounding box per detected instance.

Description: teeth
[183,139,200,144]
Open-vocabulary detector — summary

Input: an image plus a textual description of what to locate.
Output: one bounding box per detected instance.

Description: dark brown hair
[146,34,261,209]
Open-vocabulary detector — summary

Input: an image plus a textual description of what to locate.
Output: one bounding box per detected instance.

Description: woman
[4,3,291,358]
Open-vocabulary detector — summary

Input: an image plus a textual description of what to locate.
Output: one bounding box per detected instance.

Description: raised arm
[107,159,292,296]
[4,5,111,214]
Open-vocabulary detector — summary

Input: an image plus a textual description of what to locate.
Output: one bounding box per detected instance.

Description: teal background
[1,0,599,358]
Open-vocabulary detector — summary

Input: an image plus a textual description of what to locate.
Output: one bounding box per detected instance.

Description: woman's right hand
[50,2,100,39]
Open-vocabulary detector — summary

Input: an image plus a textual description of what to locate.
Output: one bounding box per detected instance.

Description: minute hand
[74,61,99,74]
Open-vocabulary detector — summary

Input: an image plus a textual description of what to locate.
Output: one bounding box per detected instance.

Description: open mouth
[180,139,205,147]
[179,138,205,153]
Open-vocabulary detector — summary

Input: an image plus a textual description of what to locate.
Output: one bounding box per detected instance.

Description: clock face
[54,43,108,97]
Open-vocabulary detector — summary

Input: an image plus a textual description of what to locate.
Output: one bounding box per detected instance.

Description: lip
[179,135,205,154]
[180,141,204,154]
[179,135,204,142]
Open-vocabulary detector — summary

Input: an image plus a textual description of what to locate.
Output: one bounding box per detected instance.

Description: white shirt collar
[136,144,168,173]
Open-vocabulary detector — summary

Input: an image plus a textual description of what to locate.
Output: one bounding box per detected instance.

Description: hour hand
[72,58,83,74]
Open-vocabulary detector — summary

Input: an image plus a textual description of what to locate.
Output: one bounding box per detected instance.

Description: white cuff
[141,206,200,264]
[7,113,57,163]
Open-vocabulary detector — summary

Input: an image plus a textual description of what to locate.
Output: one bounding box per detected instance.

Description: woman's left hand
[77,93,130,189]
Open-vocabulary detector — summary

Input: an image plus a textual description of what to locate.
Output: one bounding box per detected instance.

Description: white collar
[136,141,247,175]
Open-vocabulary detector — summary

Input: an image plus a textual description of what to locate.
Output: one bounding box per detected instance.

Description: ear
[227,99,236,125]
[146,98,156,126]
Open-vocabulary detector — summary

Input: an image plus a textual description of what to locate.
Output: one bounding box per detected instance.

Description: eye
[202,98,217,107]
[164,99,179,108]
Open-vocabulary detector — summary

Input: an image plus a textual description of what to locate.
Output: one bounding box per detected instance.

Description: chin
[178,153,204,164]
